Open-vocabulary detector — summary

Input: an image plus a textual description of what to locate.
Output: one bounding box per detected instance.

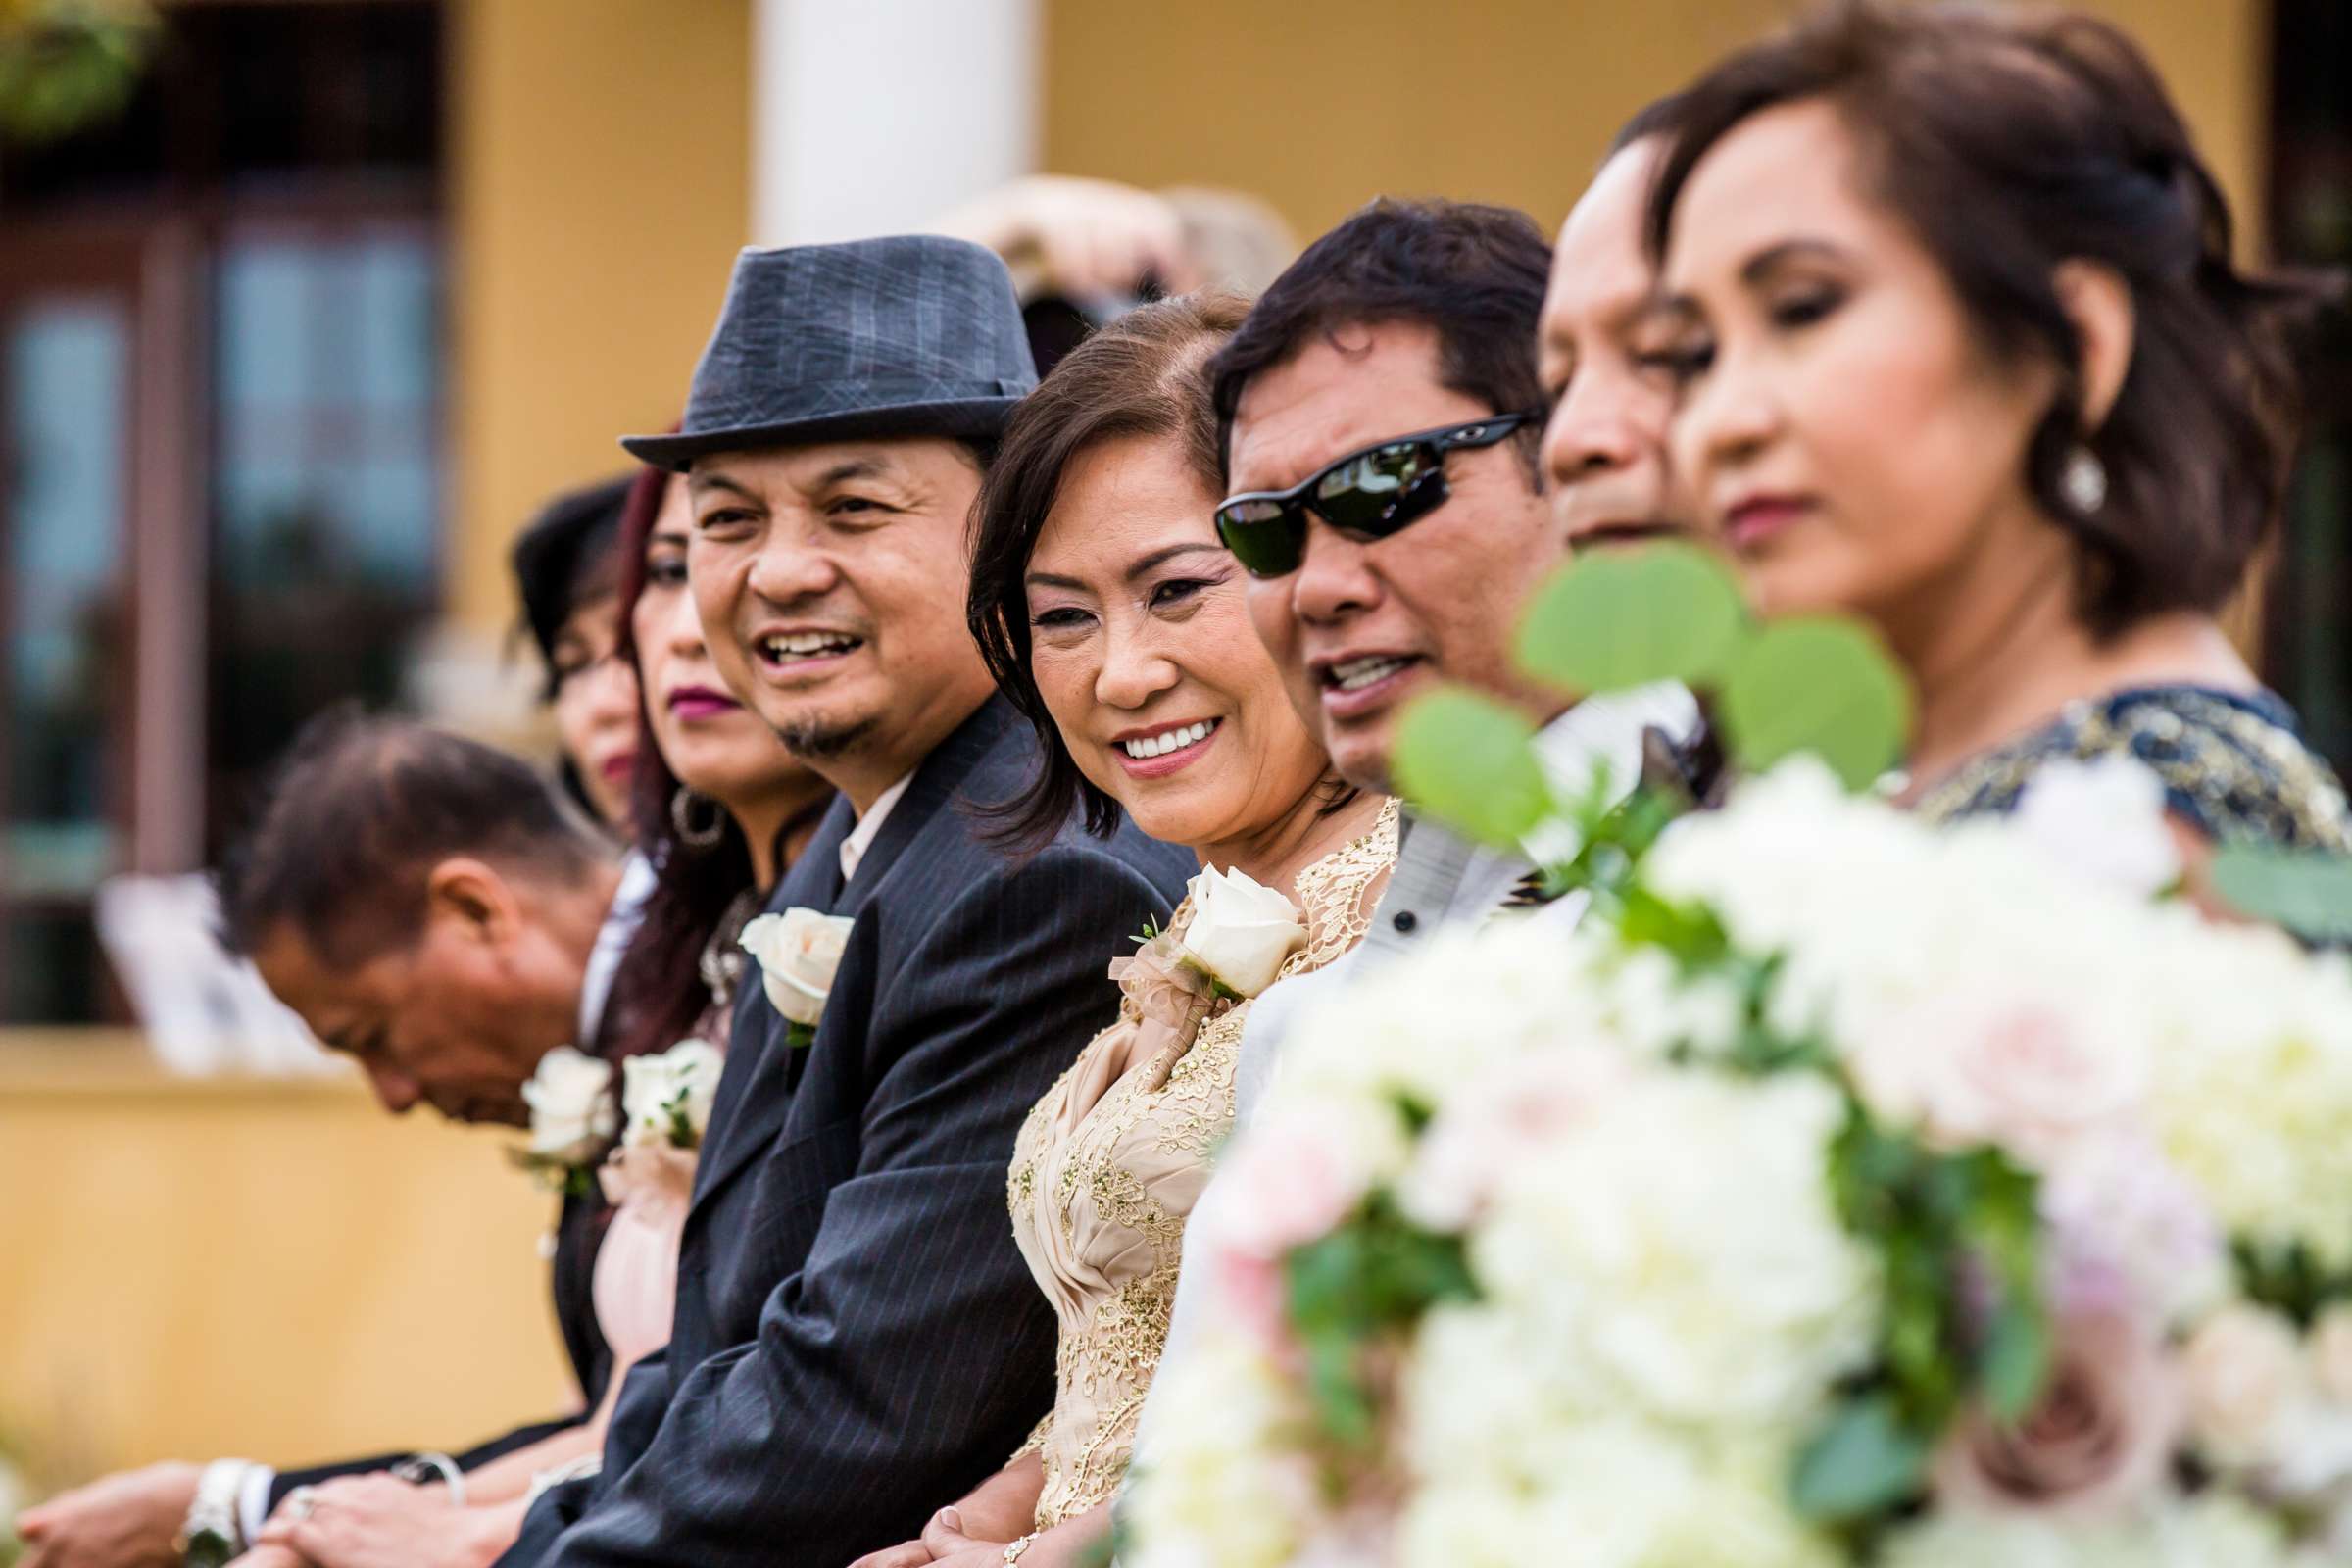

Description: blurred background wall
[0,0,2329,1493]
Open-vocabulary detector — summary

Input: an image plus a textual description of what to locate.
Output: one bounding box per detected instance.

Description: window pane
[2,298,130,1023]
[208,229,442,839]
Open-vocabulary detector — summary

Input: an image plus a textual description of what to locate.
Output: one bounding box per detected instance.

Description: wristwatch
[174,1459,260,1568]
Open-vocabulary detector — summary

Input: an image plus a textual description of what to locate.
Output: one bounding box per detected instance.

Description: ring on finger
[282,1486,323,1523]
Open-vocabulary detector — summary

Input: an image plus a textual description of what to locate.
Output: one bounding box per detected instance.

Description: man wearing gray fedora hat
[496,236,1191,1568]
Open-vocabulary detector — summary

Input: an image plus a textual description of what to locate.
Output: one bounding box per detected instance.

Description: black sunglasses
[1213,412,1539,579]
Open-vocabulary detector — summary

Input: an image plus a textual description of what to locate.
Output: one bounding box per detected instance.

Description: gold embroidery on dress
[1004,798,1400,1528]
[1914,689,2351,851]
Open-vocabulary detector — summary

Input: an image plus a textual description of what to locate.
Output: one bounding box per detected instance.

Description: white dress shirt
[838,774,913,886]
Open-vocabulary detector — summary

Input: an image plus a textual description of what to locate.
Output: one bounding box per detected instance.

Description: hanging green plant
[0,0,157,148]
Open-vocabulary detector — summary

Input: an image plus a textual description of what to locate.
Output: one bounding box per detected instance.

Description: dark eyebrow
[687,471,761,503]
[1024,541,1227,596]
[1740,237,1851,286]
[1125,542,1226,583]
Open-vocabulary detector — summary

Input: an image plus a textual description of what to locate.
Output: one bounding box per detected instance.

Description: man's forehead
[688,436,955,495]
[1546,143,1665,332]
[250,924,372,1040]
[1228,321,1480,489]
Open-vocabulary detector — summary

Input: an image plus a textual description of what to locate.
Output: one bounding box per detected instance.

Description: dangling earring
[2060,444,2108,516]
[670,786,725,851]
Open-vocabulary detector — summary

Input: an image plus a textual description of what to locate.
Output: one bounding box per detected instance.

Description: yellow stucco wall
[0,1042,569,1482]
[1041,0,2266,250]
[444,0,753,637]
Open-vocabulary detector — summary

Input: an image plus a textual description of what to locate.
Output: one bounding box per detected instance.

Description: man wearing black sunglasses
[1129,195,1700,1469]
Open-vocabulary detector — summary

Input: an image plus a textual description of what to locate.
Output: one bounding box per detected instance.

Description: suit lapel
[687,700,1013,1214]
[834,698,1011,910]
[693,797,855,1206]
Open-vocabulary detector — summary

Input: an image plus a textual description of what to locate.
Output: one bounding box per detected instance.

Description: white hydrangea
[1456,1070,1875,1431]
[1877,1492,2292,1568]
[1124,1336,1317,1568]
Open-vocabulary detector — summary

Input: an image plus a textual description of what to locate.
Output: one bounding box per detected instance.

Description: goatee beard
[778,713,879,761]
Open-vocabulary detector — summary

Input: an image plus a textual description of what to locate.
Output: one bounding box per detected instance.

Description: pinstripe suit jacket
[500,697,1193,1568]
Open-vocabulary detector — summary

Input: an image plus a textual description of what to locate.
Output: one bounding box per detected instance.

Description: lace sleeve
[1011,1408,1054,1464]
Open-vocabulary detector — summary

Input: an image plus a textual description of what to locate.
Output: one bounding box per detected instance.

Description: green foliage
[783,1020,816,1051]
[1804,1093,2050,1532]
[2211,845,2352,945]
[1283,1191,1479,1452]
[1789,1395,1928,1523]
[1514,541,1750,695]
[2232,1236,2352,1328]
[1718,617,1912,790]
[1391,688,1551,849]
[0,1,156,146]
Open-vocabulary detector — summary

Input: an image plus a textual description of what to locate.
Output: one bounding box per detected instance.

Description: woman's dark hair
[591,459,820,1065]
[1643,0,2335,637]
[1203,198,1554,486]
[968,291,1271,851]
[511,476,633,701]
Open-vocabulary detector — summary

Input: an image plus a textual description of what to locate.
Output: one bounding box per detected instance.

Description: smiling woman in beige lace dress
[848,296,1396,1568]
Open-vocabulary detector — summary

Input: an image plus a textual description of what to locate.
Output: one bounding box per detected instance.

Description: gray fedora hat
[622,234,1038,471]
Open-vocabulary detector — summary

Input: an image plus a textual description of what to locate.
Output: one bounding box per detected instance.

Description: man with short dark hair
[18,711,625,1568]
[220,711,620,1123]
[1136,191,1698,1468]
[497,235,1191,1568]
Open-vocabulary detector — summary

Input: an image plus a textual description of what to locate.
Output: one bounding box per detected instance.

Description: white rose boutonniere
[741,907,857,1047]
[620,1039,726,1151]
[1179,865,1307,1000]
[514,1044,617,1194]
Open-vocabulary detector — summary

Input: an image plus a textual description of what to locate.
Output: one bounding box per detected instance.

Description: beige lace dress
[1004,799,1399,1529]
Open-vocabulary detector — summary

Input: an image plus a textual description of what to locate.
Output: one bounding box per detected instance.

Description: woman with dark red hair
[240,464,829,1568]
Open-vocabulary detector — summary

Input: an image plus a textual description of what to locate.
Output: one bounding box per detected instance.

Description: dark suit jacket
[500,697,1192,1568]
[271,1190,612,1503]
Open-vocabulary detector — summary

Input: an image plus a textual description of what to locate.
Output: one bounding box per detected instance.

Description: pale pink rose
[2182,1303,2306,1466]
[2038,1135,2224,1326]
[1398,1046,1629,1230]
[1215,1102,1397,1263]
[1932,1306,2183,1521]
[1850,993,2145,1169]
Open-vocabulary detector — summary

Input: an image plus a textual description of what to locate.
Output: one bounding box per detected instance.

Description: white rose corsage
[598,1038,726,1218]
[514,1044,617,1195]
[618,1039,725,1151]
[1110,866,1306,1068]
[740,907,857,1048]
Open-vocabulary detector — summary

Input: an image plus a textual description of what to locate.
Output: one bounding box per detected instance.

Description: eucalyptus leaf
[1789,1396,1930,1522]
[1393,687,1550,848]
[1718,616,1912,790]
[1513,541,1750,695]
[2211,845,2352,944]
[1980,1301,2051,1423]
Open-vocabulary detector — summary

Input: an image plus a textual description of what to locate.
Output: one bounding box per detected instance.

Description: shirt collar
[838,773,914,884]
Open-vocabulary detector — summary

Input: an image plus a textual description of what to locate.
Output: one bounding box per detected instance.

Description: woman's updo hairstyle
[1644,0,2336,637]
[968,290,1254,851]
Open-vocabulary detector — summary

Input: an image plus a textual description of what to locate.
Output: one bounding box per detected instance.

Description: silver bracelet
[390,1451,467,1508]
[1004,1532,1042,1565]
[176,1458,261,1567]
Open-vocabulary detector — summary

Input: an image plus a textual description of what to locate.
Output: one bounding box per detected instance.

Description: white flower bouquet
[1128,545,2352,1567]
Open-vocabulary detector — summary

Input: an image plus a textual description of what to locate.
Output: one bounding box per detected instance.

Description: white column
[751,0,1040,247]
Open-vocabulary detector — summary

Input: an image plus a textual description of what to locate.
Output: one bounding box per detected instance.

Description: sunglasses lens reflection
[1216,498,1306,578]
